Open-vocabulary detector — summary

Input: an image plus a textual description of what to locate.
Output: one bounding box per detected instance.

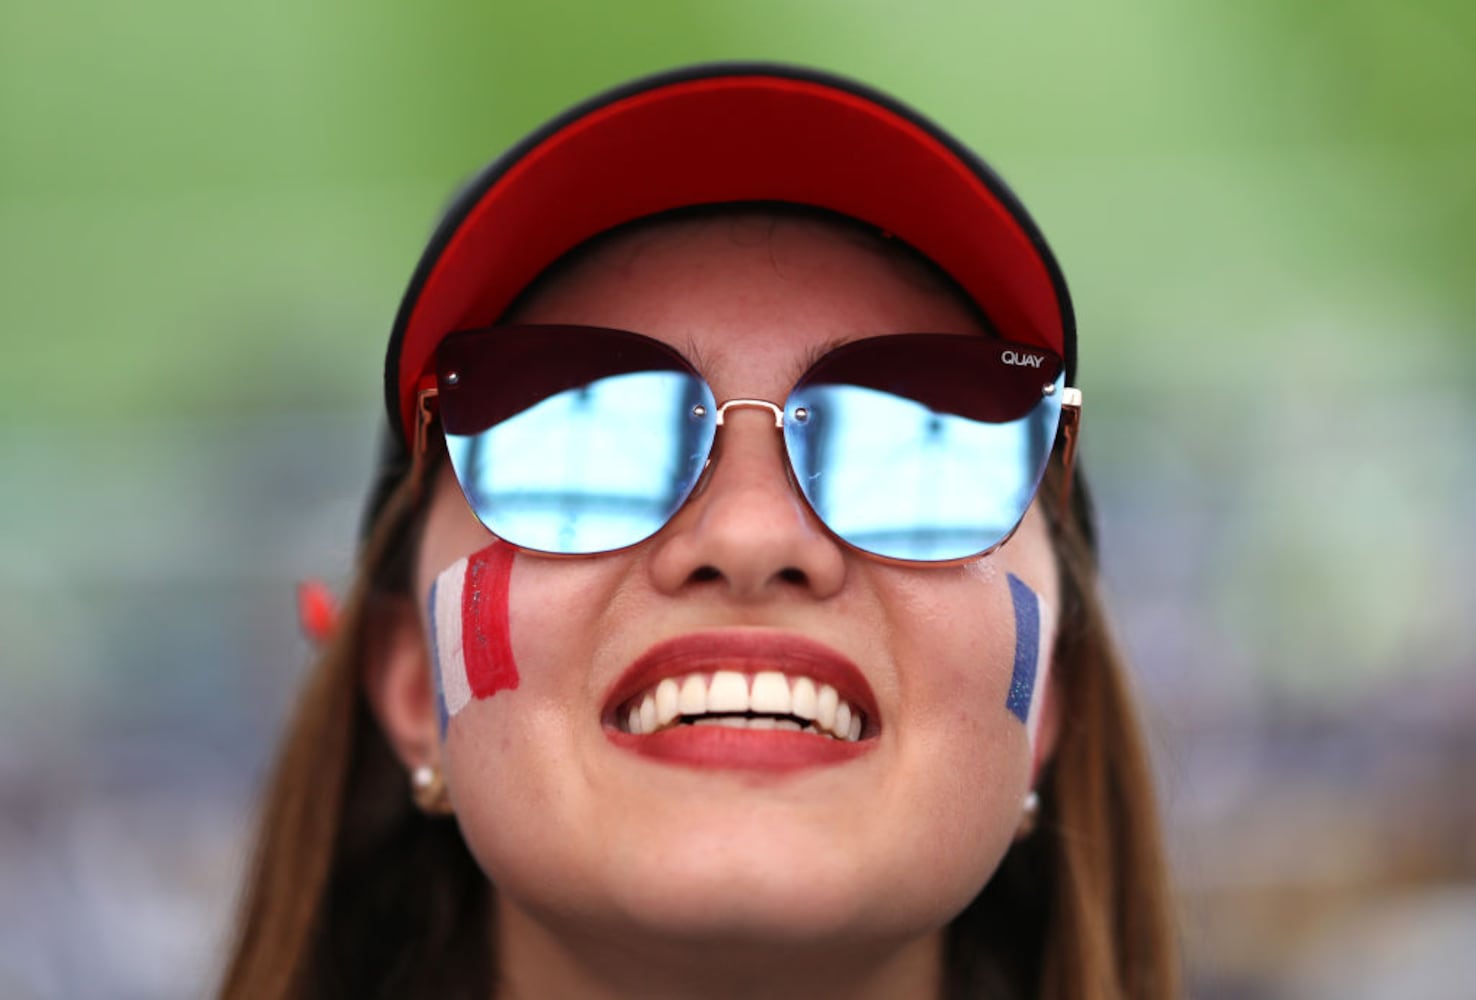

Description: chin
[482,820,994,953]
[531,873,938,952]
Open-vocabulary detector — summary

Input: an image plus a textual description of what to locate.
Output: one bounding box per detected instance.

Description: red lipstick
[602,630,880,772]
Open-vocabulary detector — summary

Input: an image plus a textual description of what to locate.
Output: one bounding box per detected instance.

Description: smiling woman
[219,64,1178,1000]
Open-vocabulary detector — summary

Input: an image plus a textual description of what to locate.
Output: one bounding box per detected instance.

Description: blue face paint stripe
[1006,573,1040,723]
[428,578,449,739]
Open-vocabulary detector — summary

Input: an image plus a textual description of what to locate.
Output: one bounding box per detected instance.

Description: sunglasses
[413,324,1081,565]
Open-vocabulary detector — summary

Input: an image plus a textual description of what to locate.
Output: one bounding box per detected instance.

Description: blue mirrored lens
[446,370,717,554]
[784,336,1064,561]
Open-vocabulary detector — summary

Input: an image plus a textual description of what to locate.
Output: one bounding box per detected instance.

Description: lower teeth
[680,716,835,738]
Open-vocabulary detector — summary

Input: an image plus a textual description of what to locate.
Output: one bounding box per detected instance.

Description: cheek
[434,553,630,900]
[884,565,1056,795]
[428,541,521,737]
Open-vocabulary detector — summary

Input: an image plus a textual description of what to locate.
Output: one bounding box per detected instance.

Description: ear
[362,592,440,769]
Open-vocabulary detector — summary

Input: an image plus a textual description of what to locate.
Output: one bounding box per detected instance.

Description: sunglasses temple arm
[412,386,440,476]
[1055,389,1083,516]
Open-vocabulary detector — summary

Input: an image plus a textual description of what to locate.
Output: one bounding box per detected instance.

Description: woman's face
[412,214,1061,951]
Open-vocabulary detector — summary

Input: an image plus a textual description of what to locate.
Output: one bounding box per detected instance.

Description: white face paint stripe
[1026,592,1055,747]
[433,555,472,719]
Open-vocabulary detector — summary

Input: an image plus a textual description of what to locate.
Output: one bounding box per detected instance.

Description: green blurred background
[3,2,1472,997]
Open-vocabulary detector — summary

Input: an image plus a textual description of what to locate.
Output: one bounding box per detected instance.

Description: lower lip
[606,725,873,772]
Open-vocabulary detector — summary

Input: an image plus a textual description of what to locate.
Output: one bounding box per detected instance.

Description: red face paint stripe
[461,542,520,697]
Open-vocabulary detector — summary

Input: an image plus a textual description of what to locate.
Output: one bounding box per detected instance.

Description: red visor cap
[386,63,1076,445]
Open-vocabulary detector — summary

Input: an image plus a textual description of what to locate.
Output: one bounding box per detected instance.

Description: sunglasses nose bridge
[692,396,804,511]
[705,397,800,504]
[713,398,785,428]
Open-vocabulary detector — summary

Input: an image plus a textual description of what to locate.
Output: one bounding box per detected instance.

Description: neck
[492,899,946,1000]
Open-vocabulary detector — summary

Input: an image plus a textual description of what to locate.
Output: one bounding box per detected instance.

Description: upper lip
[601,629,881,732]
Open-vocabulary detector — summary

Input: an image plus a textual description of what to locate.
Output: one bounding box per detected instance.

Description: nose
[645,404,847,601]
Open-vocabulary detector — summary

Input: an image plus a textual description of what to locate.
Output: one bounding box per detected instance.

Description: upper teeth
[619,670,866,742]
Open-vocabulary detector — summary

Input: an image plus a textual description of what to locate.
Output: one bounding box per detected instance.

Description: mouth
[602,631,879,771]
[616,669,866,741]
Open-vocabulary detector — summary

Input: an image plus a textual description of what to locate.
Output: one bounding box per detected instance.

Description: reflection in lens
[446,371,716,553]
[785,373,1063,561]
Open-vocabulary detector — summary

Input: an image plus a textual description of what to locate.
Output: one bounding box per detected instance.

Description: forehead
[503,212,989,392]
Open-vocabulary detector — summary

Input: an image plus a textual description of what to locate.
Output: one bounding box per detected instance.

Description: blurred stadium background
[2,1,1472,996]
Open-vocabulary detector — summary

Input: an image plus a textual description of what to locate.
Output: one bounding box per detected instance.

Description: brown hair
[219,442,1178,999]
[942,460,1180,998]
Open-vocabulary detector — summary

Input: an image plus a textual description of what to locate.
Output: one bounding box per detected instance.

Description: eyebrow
[676,335,719,379]
[789,335,853,383]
